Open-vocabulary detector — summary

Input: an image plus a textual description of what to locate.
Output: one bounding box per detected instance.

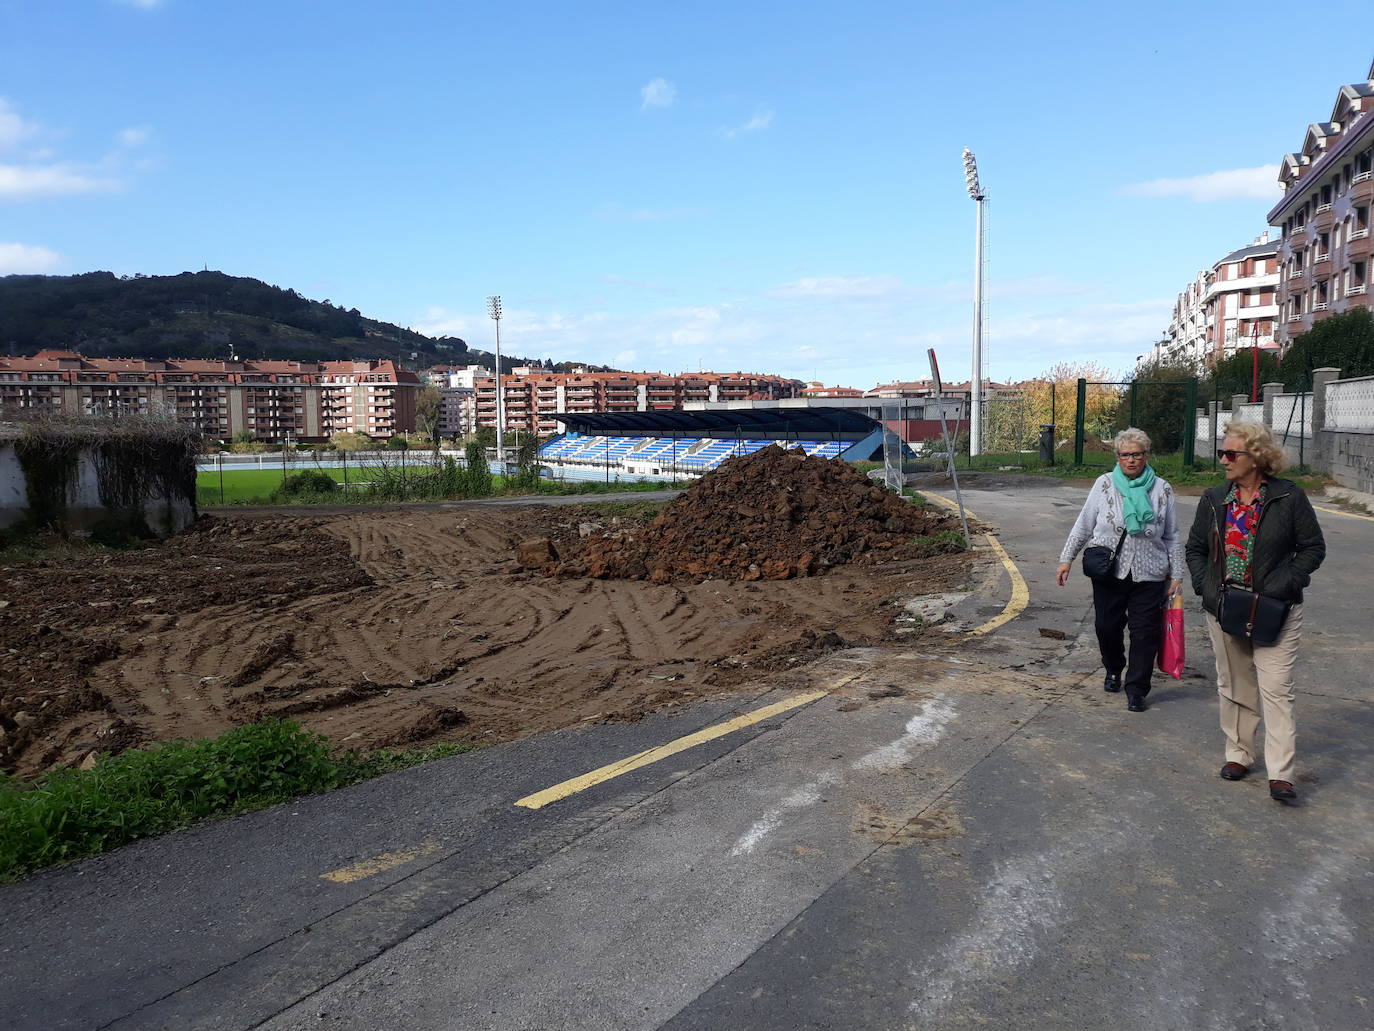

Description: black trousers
[1092,575,1167,699]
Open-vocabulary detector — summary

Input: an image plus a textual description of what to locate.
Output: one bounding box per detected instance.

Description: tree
[1120,356,1196,453]
[1203,349,1281,401]
[471,425,498,450]
[997,361,1122,452]
[330,430,373,451]
[414,383,442,455]
[1279,308,1374,388]
[463,441,492,497]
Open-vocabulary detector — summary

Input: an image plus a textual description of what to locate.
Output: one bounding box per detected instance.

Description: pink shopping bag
[1158,593,1185,679]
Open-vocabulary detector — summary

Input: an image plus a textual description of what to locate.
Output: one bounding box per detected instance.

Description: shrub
[275,470,338,496]
[909,530,969,557]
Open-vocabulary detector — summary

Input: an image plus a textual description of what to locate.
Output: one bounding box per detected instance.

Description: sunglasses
[1216,449,1249,461]
[1116,451,1146,460]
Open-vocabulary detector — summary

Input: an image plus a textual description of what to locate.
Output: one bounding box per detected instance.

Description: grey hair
[1113,427,1151,454]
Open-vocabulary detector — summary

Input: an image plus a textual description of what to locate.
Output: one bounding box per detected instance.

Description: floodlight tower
[486,295,506,470]
[962,148,986,458]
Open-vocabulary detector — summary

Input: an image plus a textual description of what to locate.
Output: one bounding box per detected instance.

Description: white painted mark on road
[908,820,1128,1019]
[730,697,956,856]
[851,697,957,770]
[730,773,839,856]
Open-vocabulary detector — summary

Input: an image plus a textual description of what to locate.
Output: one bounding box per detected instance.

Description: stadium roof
[554,407,880,437]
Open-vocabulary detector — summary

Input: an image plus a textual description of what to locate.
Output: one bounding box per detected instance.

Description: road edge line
[919,492,1028,636]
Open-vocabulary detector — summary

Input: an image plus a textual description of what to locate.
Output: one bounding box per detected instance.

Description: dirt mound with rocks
[555,447,960,583]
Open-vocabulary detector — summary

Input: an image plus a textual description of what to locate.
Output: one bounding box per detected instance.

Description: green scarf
[1111,463,1156,535]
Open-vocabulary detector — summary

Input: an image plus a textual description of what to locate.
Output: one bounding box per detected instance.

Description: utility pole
[487,295,505,472]
[962,148,986,457]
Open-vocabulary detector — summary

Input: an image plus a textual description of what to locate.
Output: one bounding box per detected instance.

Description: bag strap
[1246,593,1260,636]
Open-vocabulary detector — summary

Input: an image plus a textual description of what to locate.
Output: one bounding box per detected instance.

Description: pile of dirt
[553,447,960,583]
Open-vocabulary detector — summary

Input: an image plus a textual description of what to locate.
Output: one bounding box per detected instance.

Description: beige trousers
[1204,604,1303,783]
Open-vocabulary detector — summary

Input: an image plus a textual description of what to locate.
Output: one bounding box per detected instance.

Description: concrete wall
[0,441,195,536]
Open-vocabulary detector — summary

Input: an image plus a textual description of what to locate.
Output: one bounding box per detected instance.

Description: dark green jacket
[1184,477,1326,612]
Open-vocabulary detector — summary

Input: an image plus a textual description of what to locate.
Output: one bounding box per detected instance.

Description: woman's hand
[1169,579,1183,599]
[1056,562,1072,586]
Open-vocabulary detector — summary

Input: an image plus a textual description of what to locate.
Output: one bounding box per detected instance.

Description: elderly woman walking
[1057,428,1184,712]
[1185,422,1325,803]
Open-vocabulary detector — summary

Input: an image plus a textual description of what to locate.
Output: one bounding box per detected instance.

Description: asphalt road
[4,481,1371,1031]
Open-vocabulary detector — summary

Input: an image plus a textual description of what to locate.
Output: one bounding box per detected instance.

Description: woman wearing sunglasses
[1185,421,1325,803]
[1057,427,1185,712]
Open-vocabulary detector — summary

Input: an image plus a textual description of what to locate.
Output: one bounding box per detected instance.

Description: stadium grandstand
[539,408,908,481]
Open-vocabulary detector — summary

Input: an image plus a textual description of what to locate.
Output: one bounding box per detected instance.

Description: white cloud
[0,162,121,201]
[0,242,62,274]
[1121,164,1280,203]
[770,275,903,299]
[640,78,676,110]
[117,127,151,148]
[721,108,773,139]
[612,349,638,368]
[0,98,40,150]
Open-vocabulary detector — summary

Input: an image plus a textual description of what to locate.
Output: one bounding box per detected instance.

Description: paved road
[4,482,1371,1030]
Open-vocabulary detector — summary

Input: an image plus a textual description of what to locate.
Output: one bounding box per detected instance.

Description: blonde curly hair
[1222,420,1287,477]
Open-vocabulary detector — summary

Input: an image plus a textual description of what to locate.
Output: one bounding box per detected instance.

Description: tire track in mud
[5,505,970,772]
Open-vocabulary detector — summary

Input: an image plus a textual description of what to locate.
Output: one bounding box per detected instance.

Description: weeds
[909,530,969,557]
[0,719,473,881]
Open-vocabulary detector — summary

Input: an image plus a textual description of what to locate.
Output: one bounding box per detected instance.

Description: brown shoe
[1269,780,1297,802]
[1220,762,1249,781]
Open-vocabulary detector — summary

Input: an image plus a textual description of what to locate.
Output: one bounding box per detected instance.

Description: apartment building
[1160,234,1279,367]
[1269,61,1374,347]
[442,369,804,436]
[0,350,419,440]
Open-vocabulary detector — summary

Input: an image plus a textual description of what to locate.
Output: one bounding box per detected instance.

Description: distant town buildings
[427,366,805,437]
[1160,233,1280,367]
[0,351,420,441]
[1269,60,1374,348]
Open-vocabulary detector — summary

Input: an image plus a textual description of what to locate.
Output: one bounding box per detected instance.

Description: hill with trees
[0,270,612,374]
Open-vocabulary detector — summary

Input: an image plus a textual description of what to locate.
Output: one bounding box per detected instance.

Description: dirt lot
[0,454,970,777]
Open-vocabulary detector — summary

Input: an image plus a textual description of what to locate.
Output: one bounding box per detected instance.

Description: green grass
[0,719,473,881]
[198,467,691,506]
[197,467,352,505]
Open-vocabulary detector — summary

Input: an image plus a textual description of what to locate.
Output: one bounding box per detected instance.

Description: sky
[2,1,1371,387]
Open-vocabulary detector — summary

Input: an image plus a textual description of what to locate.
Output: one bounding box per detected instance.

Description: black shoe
[1103,672,1122,693]
[1126,696,1147,712]
[1269,780,1297,802]
[1220,762,1249,781]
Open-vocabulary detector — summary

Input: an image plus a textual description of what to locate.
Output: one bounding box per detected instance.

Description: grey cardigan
[1059,473,1185,583]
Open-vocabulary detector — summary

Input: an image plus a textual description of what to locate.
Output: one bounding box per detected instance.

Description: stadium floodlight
[487,295,505,470]
[962,148,986,457]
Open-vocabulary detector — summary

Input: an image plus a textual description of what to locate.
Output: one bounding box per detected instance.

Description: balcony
[1316,202,1332,214]
[1354,170,1373,185]
[1351,227,1371,241]
[1288,314,1304,323]
[1353,177,1374,203]
[1313,301,1330,311]
[1288,269,1306,280]
[1348,284,1368,296]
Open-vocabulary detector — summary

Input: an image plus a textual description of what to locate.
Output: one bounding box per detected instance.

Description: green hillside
[0,270,607,373]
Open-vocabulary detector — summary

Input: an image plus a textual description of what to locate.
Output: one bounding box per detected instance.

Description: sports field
[195,467,354,505]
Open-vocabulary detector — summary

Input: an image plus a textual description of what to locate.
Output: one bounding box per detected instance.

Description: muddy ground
[1,491,969,778]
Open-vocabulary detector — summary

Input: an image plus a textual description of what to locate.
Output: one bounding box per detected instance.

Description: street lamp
[486,295,505,471]
[962,147,986,458]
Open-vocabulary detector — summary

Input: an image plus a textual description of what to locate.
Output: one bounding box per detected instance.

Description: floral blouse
[1223,481,1268,587]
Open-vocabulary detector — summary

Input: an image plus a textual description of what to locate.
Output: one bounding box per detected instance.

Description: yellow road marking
[514,688,831,810]
[1313,503,1374,523]
[920,492,1029,636]
[321,841,440,883]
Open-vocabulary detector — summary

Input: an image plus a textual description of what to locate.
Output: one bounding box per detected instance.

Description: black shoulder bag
[1082,528,1127,580]
[1216,585,1291,646]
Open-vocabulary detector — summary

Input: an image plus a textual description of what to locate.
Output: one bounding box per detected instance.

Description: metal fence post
[1074,379,1087,466]
[1182,378,1197,467]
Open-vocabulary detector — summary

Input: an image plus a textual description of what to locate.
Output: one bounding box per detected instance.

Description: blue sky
[2,1,1371,386]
